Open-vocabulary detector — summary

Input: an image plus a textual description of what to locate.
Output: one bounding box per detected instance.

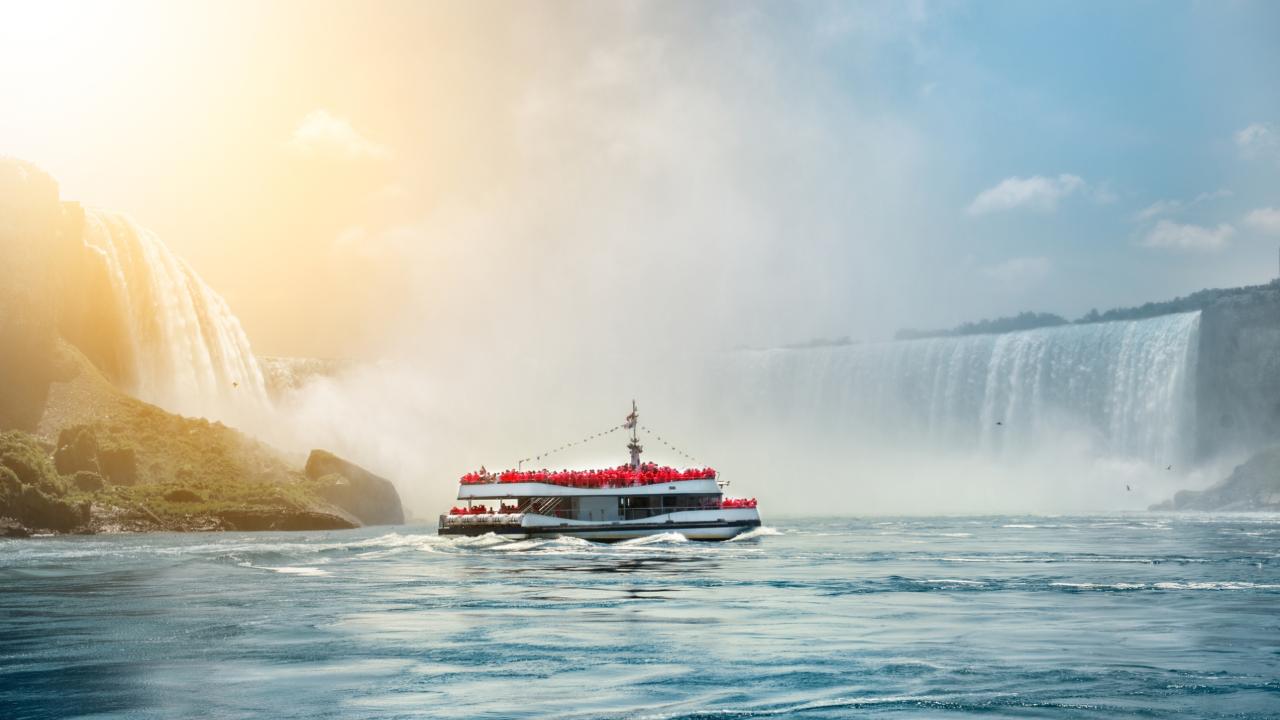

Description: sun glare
[0,1,222,129]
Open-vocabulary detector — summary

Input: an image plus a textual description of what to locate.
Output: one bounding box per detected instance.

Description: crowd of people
[447,497,756,516]
[447,503,521,516]
[459,463,718,487]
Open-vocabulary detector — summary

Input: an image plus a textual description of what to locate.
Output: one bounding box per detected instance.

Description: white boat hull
[439,508,761,542]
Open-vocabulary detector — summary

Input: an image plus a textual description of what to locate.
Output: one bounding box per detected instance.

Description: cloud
[966,174,1085,216]
[982,256,1051,285]
[1235,122,1277,158]
[1133,199,1181,222]
[287,109,388,160]
[1244,207,1280,235]
[1091,181,1118,205]
[1142,220,1234,251]
[1132,189,1232,222]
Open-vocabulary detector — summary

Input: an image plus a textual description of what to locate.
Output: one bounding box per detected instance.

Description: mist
[8,1,1275,519]
[226,3,1235,518]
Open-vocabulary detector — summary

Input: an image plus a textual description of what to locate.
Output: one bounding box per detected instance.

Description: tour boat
[438,403,761,541]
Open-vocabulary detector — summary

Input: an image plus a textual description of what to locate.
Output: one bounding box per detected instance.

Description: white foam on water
[489,539,548,552]
[1154,581,1280,590]
[919,578,985,586]
[618,532,690,546]
[447,533,513,549]
[727,526,783,542]
[940,555,1045,563]
[237,562,329,576]
[1051,582,1148,590]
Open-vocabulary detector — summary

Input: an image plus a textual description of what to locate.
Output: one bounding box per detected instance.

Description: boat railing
[441,502,756,525]
[440,513,524,526]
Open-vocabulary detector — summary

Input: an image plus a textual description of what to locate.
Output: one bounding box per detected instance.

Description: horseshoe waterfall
[720,312,1203,465]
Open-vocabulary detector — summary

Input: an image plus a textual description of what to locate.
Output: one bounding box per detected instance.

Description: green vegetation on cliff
[896,311,1068,340]
[0,158,403,535]
[0,431,88,535]
[896,280,1280,340]
[0,339,394,534]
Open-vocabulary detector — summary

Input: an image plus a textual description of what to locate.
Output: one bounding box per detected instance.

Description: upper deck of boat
[457,477,722,500]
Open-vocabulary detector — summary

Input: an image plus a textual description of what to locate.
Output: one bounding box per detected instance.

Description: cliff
[0,339,365,534]
[1152,445,1280,511]
[1195,285,1280,458]
[0,157,404,534]
[893,279,1280,462]
[305,450,405,526]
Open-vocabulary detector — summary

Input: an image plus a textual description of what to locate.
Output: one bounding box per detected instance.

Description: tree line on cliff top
[894,280,1280,341]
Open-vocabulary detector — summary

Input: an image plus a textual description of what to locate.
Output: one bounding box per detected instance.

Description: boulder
[0,432,89,532]
[54,425,100,475]
[163,488,203,503]
[304,450,404,526]
[97,445,137,486]
[0,430,63,493]
[0,481,88,532]
[52,425,136,486]
[217,508,358,532]
[71,470,104,492]
[0,517,31,538]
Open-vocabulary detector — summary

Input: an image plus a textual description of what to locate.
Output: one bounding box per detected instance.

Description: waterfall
[80,208,269,419]
[721,312,1201,464]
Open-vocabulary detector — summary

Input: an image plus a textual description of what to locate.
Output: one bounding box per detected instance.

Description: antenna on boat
[625,400,642,469]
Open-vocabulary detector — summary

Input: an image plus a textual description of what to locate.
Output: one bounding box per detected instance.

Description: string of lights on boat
[514,422,703,469]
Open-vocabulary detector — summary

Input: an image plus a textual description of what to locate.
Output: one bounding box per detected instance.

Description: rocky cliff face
[0,340,365,535]
[1195,285,1280,459]
[305,450,405,526]
[1152,445,1280,511]
[0,157,404,535]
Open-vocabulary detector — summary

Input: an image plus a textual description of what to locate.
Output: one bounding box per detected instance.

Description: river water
[2,515,1278,719]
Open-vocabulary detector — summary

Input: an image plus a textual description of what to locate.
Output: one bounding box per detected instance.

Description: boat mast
[625,400,642,469]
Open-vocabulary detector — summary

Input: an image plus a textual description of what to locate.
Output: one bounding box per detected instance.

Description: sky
[3,0,1280,514]
[2,0,1279,361]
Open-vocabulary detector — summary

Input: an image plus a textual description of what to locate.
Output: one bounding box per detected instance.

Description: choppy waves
[3,515,1280,719]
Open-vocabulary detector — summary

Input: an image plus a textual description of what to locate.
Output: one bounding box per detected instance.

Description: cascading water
[80,208,269,420]
[721,312,1201,465]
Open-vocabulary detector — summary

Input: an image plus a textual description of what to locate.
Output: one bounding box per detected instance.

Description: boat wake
[728,526,783,542]
[617,532,690,546]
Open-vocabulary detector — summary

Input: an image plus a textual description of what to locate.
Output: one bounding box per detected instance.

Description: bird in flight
[1126,485,1131,491]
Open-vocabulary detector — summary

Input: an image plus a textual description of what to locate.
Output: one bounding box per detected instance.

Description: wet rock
[217,508,358,531]
[0,517,31,538]
[304,450,404,526]
[5,484,88,532]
